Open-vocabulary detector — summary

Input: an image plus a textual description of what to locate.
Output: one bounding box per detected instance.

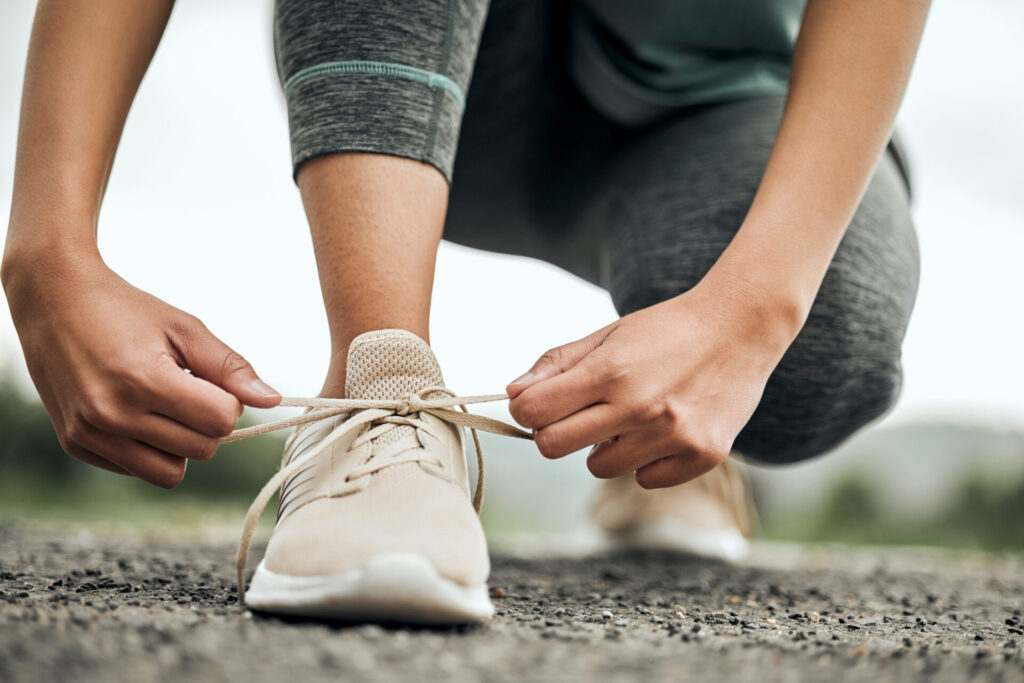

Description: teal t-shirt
[571,0,806,125]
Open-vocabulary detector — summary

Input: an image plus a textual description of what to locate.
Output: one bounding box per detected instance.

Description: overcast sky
[1,0,1022,436]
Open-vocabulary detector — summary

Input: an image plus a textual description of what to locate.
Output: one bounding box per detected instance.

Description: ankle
[320,363,346,398]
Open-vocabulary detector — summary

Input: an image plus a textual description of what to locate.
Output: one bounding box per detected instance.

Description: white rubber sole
[608,520,750,563]
[244,552,494,624]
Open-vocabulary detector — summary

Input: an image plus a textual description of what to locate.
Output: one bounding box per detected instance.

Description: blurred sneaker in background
[592,458,755,562]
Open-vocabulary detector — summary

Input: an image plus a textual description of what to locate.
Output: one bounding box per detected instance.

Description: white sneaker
[592,458,756,562]
[240,330,503,623]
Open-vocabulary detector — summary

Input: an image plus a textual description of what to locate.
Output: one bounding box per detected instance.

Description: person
[1,0,927,623]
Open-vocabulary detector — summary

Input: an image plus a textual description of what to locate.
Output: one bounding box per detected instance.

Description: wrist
[2,235,105,316]
[694,260,812,355]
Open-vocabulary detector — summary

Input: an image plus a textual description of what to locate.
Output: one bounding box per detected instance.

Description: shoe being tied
[226,329,530,623]
[592,458,756,562]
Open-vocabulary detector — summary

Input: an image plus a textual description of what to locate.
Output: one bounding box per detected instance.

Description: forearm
[702,0,930,337]
[3,0,174,275]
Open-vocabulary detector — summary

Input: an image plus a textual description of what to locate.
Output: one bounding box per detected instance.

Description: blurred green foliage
[762,473,1024,552]
[941,475,1024,548]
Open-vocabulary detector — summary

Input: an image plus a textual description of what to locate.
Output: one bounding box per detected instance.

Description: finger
[168,318,281,408]
[509,359,606,429]
[148,358,245,438]
[123,413,219,461]
[533,403,634,460]
[507,324,614,397]
[76,422,188,489]
[51,410,130,475]
[634,453,716,490]
[65,443,131,476]
[586,431,678,479]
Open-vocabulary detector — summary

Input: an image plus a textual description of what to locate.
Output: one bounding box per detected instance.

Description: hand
[506,274,801,488]
[2,251,281,488]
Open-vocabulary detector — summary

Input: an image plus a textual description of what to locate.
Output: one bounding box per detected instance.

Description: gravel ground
[1,522,1022,683]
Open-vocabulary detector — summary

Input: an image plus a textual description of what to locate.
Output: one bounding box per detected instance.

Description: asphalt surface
[1,523,1022,683]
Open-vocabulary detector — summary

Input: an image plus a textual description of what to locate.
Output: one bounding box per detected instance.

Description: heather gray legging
[275,0,920,465]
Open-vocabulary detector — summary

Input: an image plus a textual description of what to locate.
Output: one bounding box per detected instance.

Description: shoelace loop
[221,390,532,605]
[394,394,429,416]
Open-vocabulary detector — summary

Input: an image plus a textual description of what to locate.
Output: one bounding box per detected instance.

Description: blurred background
[1,0,1022,549]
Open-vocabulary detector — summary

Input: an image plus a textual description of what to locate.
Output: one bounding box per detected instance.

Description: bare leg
[297,153,448,397]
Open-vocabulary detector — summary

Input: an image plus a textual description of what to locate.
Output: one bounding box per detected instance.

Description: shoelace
[712,458,759,538]
[219,388,533,605]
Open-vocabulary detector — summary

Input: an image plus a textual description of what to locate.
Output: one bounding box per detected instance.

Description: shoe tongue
[345,329,445,400]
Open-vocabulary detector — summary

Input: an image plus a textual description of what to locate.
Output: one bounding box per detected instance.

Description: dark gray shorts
[275,0,920,465]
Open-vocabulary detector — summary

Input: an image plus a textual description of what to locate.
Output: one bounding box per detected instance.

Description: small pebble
[602,611,613,620]
[808,612,820,623]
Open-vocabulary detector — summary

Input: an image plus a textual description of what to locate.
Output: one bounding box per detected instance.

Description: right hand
[3,252,281,488]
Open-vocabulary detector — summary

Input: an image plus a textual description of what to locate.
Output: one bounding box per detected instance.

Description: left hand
[507,275,802,488]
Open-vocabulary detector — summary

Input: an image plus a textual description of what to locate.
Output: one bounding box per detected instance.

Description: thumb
[507,324,615,397]
[172,318,281,408]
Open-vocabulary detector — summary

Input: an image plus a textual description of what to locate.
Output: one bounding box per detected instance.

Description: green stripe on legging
[283,60,466,108]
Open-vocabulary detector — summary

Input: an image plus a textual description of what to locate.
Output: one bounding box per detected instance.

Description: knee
[735,312,906,465]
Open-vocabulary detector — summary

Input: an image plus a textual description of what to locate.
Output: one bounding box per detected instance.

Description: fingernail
[250,379,280,398]
[510,371,534,387]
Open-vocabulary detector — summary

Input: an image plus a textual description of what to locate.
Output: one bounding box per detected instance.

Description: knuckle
[65,415,91,444]
[57,433,77,456]
[171,313,205,336]
[600,352,631,384]
[221,351,252,377]
[628,396,664,425]
[539,347,564,368]
[81,397,119,431]
[167,315,206,348]
[211,408,238,436]
[113,366,149,398]
[663,410,695,447]
[192,439,218,461]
